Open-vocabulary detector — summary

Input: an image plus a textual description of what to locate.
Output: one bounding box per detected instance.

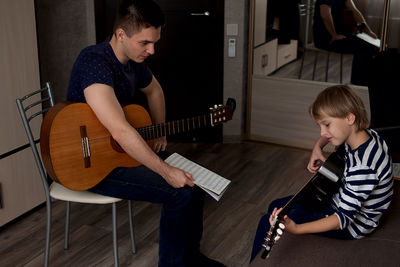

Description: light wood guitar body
[40,101,234,190]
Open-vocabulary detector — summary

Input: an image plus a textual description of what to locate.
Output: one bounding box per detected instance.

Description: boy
[251,85,393,261]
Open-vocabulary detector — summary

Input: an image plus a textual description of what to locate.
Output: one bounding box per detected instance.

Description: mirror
[253,0,398,86]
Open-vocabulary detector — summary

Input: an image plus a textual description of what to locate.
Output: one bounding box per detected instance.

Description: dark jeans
[250,195,353,262]
[89,151,205,267]
[316,34,378,86]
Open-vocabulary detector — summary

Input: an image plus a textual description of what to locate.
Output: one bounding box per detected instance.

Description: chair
[298,1,344,83]
[16,82,136,267]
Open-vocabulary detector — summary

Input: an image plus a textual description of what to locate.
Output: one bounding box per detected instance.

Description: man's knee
[166,186,193,211]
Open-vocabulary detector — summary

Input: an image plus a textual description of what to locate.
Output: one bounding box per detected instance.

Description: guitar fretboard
[137,114,211,140]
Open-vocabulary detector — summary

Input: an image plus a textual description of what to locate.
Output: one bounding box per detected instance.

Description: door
[95,0,224,142]
[148,0,224,142]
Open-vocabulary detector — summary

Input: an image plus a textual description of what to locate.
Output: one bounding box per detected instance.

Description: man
[67,0,225,266]
[313,0,378,86]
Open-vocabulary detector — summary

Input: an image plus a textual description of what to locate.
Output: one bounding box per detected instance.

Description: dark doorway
[95,0,224,142]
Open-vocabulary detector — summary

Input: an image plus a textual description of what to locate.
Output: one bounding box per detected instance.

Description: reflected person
[313,0,378,86]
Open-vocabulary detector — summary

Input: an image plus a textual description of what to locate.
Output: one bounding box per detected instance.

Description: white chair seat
[50,182,122,204]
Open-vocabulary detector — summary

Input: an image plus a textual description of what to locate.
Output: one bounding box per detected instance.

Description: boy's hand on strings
[307,142,327,173]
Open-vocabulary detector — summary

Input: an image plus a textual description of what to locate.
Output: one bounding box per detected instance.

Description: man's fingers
[184,172,195,187]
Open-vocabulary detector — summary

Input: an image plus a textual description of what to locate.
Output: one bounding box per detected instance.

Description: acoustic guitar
[40,99,236,191]
[261,147,345,259]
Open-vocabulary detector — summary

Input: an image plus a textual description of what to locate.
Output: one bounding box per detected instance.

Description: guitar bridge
[80,125,91,168]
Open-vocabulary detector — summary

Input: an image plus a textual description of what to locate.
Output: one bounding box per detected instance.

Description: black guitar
[261,147,345,259]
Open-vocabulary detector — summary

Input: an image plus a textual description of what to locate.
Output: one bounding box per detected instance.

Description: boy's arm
[307,136,329,173]
[271,207,340,235]
[285,214,340,234]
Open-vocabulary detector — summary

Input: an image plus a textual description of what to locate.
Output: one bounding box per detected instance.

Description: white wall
[223,0,249,142]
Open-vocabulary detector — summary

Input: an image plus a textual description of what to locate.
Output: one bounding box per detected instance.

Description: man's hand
[330,34,346,44]
[365,29,378,39]
[163,165,195,188]
[152,136,167,153]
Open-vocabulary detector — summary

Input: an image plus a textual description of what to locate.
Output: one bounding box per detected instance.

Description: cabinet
[0,0,44,226]
[277,40,298,69]
[253,39,278,76]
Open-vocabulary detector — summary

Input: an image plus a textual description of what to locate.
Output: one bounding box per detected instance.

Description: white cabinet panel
[0,0,44,226]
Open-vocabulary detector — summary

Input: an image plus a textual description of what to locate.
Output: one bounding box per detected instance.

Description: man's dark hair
[113,0,165,37]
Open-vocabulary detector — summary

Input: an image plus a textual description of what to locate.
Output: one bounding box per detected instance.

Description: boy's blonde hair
[309,85,369,131]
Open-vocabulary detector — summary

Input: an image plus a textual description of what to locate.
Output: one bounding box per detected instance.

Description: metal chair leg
[44,199,51,267]
[112,203,119,267]
[64,201,70,249]
[128,200,136,253]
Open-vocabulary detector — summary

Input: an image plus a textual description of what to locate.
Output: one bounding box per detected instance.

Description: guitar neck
[278,176,315,218]
[137,114,212,141]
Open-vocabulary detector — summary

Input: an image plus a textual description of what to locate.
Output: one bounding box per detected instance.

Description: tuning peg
[276,228,283,236]
[214,104,218,108]
[278,223,285,230]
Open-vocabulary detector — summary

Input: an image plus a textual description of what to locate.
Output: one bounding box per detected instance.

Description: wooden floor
[0,141,314,267]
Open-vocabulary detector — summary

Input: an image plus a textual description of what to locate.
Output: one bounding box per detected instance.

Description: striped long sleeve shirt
[331,129,393,239]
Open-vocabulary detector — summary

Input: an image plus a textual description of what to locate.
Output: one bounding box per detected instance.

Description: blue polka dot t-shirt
[67,37,153,106]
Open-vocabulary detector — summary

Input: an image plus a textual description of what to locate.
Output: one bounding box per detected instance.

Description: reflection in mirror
[267,0,388,86]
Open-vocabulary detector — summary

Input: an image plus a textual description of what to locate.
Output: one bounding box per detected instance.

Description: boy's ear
[346,113,356,125]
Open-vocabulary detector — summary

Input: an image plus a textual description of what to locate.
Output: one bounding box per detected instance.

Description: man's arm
[84,83,194,188]
[346,0,377,38]
[141,75,165,125]
[320,4,346,43]
[140,76,167,152]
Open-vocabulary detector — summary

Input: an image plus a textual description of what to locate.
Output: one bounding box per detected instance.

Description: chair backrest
[16,82,55,197]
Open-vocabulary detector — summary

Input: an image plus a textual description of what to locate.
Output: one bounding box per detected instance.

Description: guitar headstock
[261,217,286,259]
[209,98,236,126]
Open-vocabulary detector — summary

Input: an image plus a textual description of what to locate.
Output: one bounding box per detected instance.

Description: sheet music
[356,33,380,48]
[165,153,231,201]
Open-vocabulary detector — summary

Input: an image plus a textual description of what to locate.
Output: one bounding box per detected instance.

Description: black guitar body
[261,146,345,259]
[297,149,345,210]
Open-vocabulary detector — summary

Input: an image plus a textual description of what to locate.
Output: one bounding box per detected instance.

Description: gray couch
[250,181,400,267]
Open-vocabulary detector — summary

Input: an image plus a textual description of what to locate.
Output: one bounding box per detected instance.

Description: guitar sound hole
[110,137,125,153]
